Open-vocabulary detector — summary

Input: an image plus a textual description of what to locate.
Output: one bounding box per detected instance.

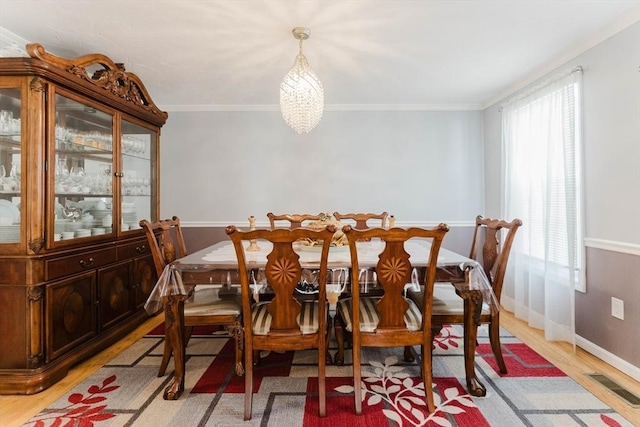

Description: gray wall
[160,110,484,228]
[483,22,640,369]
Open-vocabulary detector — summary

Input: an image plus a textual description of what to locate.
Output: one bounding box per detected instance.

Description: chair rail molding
[181,220,476,228]
[584,238,640,256]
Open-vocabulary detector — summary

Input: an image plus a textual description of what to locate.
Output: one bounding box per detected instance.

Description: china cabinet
[0,44,167,394]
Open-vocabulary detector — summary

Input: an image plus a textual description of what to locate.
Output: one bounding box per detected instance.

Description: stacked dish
[91,227,106,236]
[76,228,91,238]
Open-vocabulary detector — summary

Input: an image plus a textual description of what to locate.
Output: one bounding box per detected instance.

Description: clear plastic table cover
[144,239,498,315]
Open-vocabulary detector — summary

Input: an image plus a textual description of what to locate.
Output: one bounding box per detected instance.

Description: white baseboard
[576,334,640,381]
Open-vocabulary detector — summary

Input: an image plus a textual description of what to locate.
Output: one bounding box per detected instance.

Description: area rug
[23,324,633,427]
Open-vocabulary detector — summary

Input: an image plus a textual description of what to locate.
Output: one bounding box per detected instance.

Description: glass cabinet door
[0,87,22,244]
[53,93,114,242]
[120,119,156,231]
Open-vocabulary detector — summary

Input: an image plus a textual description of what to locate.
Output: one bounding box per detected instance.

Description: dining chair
[140,216,243,396]
[267,212,324,230]
[226,224,335,420]
[332,211,388,229]
[408,215,522,374]
[336,224,449,414]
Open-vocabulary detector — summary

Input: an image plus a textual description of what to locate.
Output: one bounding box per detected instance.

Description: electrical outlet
[611,297,624,320]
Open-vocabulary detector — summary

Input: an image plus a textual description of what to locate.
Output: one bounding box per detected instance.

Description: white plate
[0,199,19,223]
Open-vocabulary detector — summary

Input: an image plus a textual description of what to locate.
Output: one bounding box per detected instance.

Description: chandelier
[280,27,324,134]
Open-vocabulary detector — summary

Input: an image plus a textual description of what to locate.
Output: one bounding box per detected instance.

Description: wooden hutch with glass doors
[0,44,167,394]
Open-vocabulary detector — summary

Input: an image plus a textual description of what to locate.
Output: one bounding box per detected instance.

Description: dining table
[145,237,497,400]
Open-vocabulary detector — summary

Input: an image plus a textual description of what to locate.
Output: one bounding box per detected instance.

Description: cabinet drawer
[117,240,151,260]
[46,248,117,280]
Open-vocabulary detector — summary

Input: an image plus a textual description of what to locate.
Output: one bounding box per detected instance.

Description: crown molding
[159,103,484,113]
[482,7,640,110]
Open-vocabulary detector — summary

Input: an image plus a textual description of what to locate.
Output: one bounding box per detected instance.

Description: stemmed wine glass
[404,267,421,297]
[327,268,348,305]
[250,268,267,303]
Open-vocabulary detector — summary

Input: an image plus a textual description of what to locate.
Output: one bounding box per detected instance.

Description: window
[501,67,583,342]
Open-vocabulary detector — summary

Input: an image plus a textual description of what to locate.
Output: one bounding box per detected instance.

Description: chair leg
[334,319,345,366]
[244,345,254,420]
[489,317,507,374]
[403,345,415,363]
[231,323,244,376]
[421,343,436,413]
[318,347,326,417]
[325,314,334,365]
[353,342,362,415]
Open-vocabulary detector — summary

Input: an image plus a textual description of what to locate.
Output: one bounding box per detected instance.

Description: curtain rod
[498,66,582,112]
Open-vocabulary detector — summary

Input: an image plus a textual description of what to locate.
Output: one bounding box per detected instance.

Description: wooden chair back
[343,224,449,414]
[469,215,522,301]
[333,212,388,229]
[226,224,336,419]
[140,216,188,277]
[140,216,244,398]
[266,212,324,230]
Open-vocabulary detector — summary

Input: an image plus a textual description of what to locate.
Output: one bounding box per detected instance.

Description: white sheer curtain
[501,67,584,344]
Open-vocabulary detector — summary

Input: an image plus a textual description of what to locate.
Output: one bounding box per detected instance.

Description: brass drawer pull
[79,257,95,267]
[136,245,147,253]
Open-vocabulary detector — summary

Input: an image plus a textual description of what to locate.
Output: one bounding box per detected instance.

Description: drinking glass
[404,267,421,297]
[250,268,267,303]
[327,268,348,305]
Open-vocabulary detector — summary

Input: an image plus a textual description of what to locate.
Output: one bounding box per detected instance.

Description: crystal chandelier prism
[280,27,324,134]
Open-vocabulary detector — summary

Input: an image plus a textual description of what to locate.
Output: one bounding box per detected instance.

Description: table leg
[462,290,486,397]
[163,295,187,400]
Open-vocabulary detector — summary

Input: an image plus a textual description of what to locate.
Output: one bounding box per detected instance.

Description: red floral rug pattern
[24,325,634,427]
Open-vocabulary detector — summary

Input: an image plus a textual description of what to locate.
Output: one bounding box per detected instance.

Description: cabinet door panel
[97,261,132,331]
[120,118,157,232]
[0,86,23,247]
[46,272,96,361]
[51,92,114,246]
[133,255,156,310]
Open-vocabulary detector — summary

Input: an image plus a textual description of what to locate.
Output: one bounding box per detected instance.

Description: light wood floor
[1,311,638,427]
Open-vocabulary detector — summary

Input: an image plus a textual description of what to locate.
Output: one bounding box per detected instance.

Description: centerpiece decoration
[298,212,346,247]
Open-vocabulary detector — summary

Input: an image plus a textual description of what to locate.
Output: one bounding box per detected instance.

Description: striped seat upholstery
[337,296,423,333]
[184,288,242,316]
[251,301,321,335]
[410,283,490,316]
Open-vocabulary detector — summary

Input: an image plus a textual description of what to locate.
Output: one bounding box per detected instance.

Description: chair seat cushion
[337,296,422,333]
[251,301,321,335]
[409,283,490,315]
[183,287,242,316]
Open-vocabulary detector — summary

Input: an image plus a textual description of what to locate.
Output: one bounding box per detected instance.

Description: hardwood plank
[500,310,639,424]
[0,314,164,427]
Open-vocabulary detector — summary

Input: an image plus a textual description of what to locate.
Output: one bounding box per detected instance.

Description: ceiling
[0,1,638,110]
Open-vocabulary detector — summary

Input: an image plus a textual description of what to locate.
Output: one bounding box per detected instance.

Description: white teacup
[62,231,75,239]
[54,233,62,241]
